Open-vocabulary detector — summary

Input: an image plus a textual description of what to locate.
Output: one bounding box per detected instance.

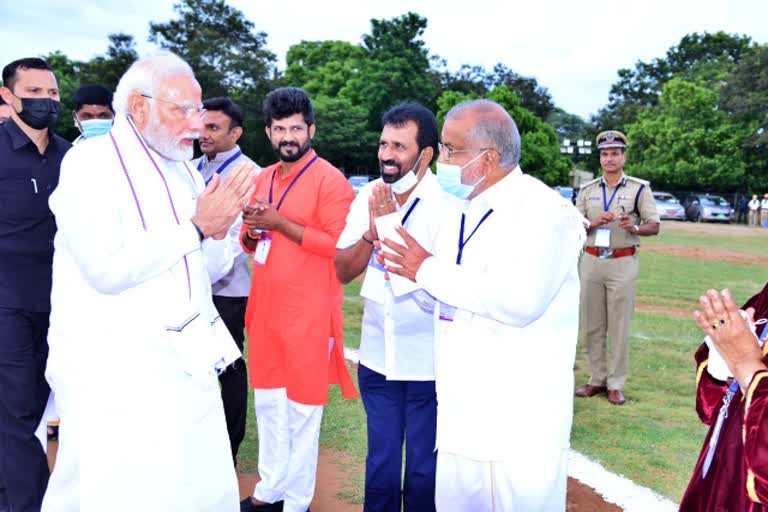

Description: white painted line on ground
[344,346,360,364]
[344,346,679,511]
[567,450,678,512]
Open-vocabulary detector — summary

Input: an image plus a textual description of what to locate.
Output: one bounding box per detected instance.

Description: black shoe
[240,497,284,511]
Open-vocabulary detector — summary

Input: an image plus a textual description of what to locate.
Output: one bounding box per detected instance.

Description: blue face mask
[436,151,487,199]
[79,118,113,139]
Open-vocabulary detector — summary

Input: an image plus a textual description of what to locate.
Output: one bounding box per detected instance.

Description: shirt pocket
[0,176,50,222]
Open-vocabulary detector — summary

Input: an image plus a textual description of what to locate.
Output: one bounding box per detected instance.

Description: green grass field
[239,221,768,504]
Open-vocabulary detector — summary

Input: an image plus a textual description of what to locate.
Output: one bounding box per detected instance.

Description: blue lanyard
[198,150,243,185]
[702,324,768,478]
[401,198,420,226]
[601,181,621,212]
[456,209,494,264]
[269,154,318,211]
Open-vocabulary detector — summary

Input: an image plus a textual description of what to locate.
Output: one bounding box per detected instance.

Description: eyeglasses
[438,142,495,161]
[141,94,206,120]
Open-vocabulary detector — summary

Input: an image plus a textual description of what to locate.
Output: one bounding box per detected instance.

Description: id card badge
[254,234,272,265]
[595,228,611,248]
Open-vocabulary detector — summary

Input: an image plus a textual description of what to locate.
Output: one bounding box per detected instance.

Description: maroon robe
[679,282,768,511]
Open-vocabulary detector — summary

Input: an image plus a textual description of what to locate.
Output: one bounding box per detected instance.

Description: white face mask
[435,151,487,199]
[390,150,424,195]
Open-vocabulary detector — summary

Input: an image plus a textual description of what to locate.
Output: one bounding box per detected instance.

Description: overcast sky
[1,0,766,119]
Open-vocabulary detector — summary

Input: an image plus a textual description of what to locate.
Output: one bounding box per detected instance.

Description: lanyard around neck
[601,181,621,212]
[269,154,318,211]
[456,209,494,264]
[197,149,243,185]
[401,197,420,226]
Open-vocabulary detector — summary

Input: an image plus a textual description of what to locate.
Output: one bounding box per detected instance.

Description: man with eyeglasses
[42,51,255,510]
[379,99,585,511]
[192,96,260,468]
[0,56,70,512]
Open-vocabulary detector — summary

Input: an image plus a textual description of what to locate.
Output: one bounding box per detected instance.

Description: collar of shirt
[199,144,241,169]
[468,165,522,212]
[4,118,58,152]
[600,172,627,188]
[275,148,317,180]
[400,168,440,209]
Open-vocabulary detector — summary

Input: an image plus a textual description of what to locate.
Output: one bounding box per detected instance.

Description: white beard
[143,113,198,161]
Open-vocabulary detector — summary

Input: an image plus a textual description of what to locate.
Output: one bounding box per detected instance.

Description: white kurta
[192,146,261,297]
[336,172,446,380]
[43,116,240,512]
[416,167,585,511]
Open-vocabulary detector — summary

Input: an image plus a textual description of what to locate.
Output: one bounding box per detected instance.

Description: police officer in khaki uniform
[574,130,660,405]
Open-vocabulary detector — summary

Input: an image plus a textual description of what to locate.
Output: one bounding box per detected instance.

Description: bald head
[445,99,521,170]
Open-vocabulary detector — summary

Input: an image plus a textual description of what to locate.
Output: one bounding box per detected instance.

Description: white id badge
[254,235,272,265]
[595,228,611,248]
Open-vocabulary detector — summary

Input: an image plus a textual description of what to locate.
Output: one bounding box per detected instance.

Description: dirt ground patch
[635,302,693,318]
[47,440,626,511]
[660,220,766,237]
[643,243,768,266]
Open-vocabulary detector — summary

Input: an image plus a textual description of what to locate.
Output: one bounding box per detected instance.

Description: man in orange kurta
[239,87,357,512]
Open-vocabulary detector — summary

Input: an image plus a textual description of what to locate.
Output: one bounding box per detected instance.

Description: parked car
[347,175,371,196]
[683,194,734,223]
[653,192,685,221]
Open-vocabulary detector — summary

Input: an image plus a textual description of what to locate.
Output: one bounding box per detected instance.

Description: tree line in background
[5,0,767,191]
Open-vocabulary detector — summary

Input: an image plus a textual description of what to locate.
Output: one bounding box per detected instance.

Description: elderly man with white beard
[41,51,255,511]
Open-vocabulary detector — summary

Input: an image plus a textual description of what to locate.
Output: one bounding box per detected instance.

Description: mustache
[180,132,200,140]
[380,160,401,171]
[279,141,300,148]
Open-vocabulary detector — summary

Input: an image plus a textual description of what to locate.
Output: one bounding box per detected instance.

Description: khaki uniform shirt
[576,173,660,248]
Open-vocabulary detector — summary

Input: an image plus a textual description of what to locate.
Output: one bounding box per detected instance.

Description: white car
[653,192,685,221]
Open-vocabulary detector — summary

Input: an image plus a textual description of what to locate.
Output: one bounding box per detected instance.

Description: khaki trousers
[749,210,760,226]
[579,252,639,390]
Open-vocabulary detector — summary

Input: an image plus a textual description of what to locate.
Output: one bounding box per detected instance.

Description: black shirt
[0,119,71,311]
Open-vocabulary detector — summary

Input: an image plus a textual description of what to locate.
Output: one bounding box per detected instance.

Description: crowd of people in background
[1,48,767,512]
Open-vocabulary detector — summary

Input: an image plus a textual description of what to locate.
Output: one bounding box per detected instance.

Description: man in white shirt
[335,102,442,512]
[761,194,768,227]
[43,51,255,511]
[192,96,260,467]
[381,99,585,511]
[749,194,760,226]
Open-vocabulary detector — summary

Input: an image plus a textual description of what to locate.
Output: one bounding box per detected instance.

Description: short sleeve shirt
[576,173,660,248]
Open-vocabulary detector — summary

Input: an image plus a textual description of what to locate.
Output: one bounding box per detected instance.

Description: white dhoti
[435,450,568,512]
[253,388,324,512]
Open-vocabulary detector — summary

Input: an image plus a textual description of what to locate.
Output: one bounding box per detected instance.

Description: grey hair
[445,99,521,170]
[113,50,196,116]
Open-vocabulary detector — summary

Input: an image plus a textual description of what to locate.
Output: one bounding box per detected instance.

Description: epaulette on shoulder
[579,177,601,188]
[626,176,650,186]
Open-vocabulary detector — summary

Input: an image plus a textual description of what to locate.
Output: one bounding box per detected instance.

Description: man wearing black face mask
[0,57,70,512]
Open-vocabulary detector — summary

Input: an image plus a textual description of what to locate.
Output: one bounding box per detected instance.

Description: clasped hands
[591,211,636,233]
[366,182,432,282]
[694,288,766,388]
[191,161,256,239]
